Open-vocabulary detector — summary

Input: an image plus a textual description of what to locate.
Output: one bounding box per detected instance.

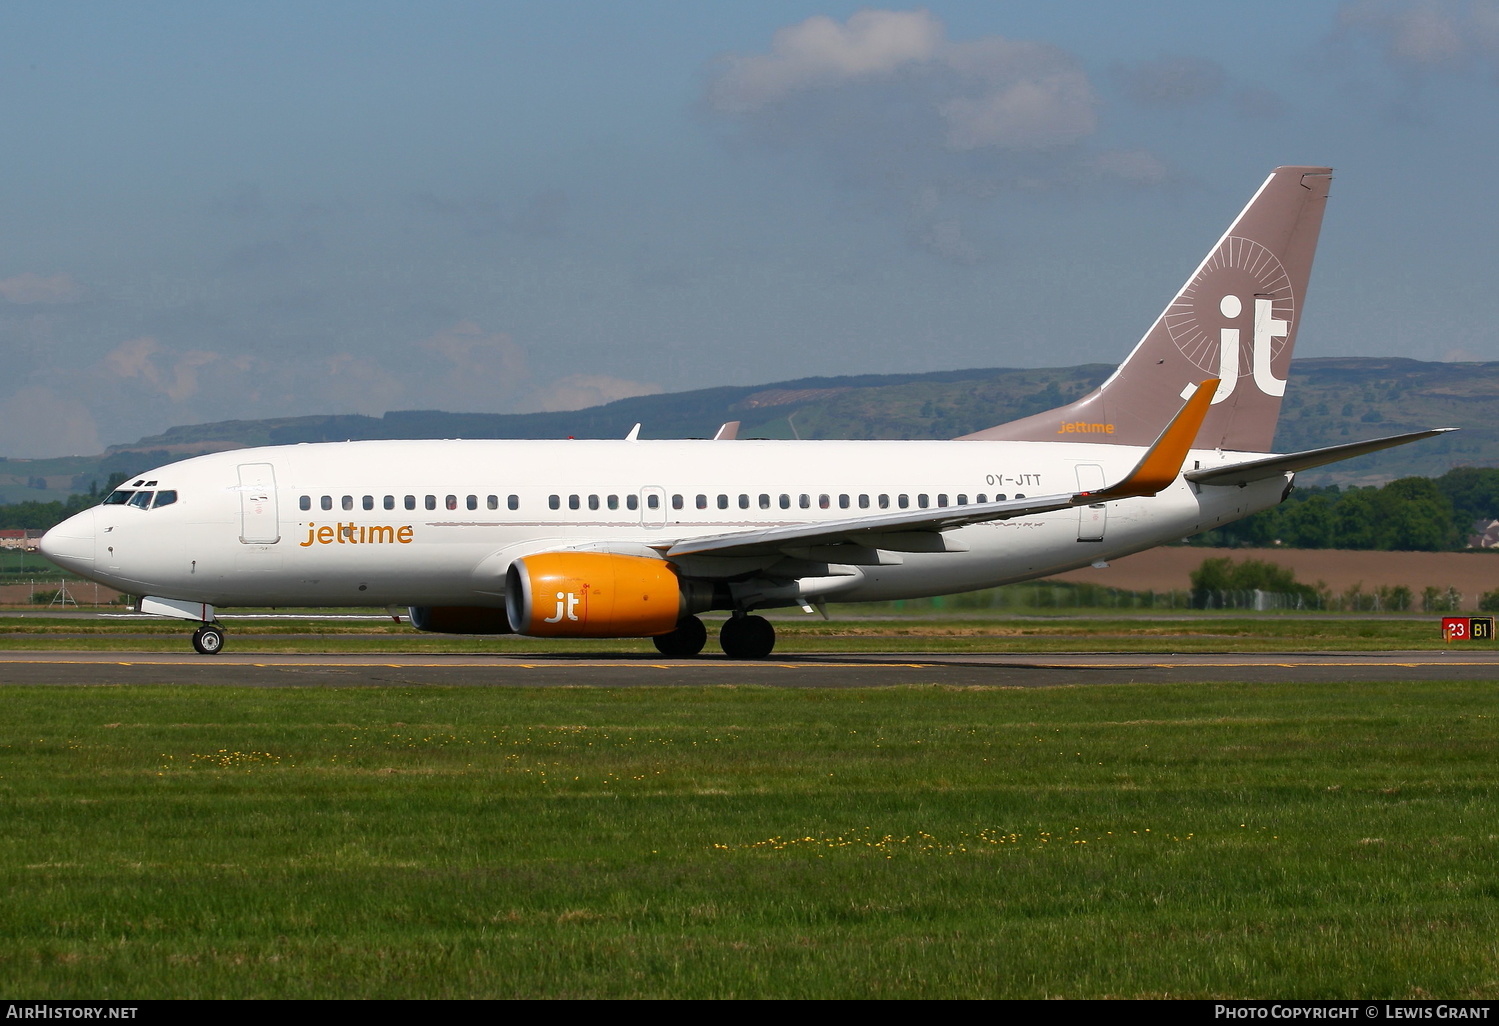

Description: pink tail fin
[959,166,1332,453]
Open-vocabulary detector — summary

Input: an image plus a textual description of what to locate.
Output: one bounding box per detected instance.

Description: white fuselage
[41,438,1287,611]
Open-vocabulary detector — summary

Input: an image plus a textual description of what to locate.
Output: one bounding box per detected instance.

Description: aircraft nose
[40,508,96,572]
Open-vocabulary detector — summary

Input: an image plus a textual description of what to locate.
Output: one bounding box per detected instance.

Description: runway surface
[4,650,1499,686]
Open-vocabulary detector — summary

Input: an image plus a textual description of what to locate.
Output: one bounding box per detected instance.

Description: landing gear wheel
[192,624,226,655]
[653,615,707,657]
[719,614,775,659]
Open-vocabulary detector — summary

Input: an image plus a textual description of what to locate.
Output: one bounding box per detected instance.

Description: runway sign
[1442,616,1494,642]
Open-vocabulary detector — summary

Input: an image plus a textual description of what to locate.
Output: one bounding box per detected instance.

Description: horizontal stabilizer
[1185,428,1455,487]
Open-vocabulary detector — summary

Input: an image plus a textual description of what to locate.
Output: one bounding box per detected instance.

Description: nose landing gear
[191,623,226,655]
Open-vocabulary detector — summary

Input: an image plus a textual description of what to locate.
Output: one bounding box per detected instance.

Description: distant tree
[1331,489,1380,549]
[1277,494,1336,548]
[1373,477,1456,550]
[1435,467,1499,535]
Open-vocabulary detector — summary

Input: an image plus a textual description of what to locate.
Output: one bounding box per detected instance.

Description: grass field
[3,681,1498,998]
[0,610,1468,653]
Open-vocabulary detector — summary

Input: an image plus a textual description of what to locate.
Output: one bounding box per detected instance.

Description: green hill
[5,357,1497,503]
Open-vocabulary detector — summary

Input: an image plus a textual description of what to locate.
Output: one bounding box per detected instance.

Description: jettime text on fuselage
[299,523,415,546]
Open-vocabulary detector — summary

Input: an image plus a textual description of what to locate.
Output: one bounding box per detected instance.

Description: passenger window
[839,494,849,509]
[738,494,749,509]
[446,495,457,510]
[718,494,729,510]
[568,495,580,510]
[626,494,639,511]
[858,494,870,509]
[779,494,790,509]
[321,496,333,511]
[588,494,599,511]
[405,495,416,510]
[153,490,177,509]
[798,494,810,509]
[384,496,395,510]
[917,494,928,508]
[647,494,660,510]
[696,494,708,510]
[956,494,968,505]
[993,493,1005,501]
[425,495,436,511]
[1015,493,1025,500]
[607,495,619,510]
[466,495,477,510]
[299,495,311,511]
[672,494,683,510]
[548,495,560,510]
[508,495,519,511]
[759,494,771,510]
[128,491,154,509]
[976,493,989,503]
[342,495,353,511]
[362,495,374,510]
[898,494,910,509]
[487,495,498,510]
[878,494,890,509]
[818,494,830,509]
[937,494,948,507]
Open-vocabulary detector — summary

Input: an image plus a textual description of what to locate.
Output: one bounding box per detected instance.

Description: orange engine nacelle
[505,552,686,638]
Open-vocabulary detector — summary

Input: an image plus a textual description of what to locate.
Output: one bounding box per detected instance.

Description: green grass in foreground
[3,682,1498,998]
[0,611,1469,653]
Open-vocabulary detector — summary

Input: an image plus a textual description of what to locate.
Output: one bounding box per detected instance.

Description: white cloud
[703,9,1164,261]
[102,337,220,402]
[709,9,943,112]
[1338,0,1499,70]
[0,272,83,304]
[0,386,102,457]
[709,11,1098,153]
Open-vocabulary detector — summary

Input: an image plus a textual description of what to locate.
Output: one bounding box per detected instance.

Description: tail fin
[960,165,1332,452]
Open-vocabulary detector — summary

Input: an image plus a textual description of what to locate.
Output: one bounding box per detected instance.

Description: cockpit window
[153,490,178,509]
[102,490,136,506]
[127,491,155,509]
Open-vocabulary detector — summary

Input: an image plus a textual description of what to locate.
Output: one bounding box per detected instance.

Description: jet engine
[505,552,712,637]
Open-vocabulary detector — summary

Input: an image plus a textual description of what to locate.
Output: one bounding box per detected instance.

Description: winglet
[713,421,740,440]
[625,423,642,441]
[1087,379,1217,500]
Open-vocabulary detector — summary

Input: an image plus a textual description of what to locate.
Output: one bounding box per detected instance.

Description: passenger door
[237,463,280,544]
[1074,464,1106,543]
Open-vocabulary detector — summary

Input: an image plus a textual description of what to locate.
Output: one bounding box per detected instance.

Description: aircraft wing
[1184,428,1455,488]
[663,379,1218,559]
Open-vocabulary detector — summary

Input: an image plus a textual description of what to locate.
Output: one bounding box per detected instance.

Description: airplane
[40,166,1449,659]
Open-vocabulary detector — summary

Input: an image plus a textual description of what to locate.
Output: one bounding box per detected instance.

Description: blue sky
[2,1,1497,455]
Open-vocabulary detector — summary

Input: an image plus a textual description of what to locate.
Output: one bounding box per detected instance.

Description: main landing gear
[719,613,776,660]
[652,615,707,657]
[191,623,226,655]
[650,613,778,659]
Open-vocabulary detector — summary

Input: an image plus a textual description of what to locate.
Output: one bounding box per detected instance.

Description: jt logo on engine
[545,591,581,623]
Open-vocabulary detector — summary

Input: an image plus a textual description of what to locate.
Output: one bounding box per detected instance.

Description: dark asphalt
[3,650,1498,687]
